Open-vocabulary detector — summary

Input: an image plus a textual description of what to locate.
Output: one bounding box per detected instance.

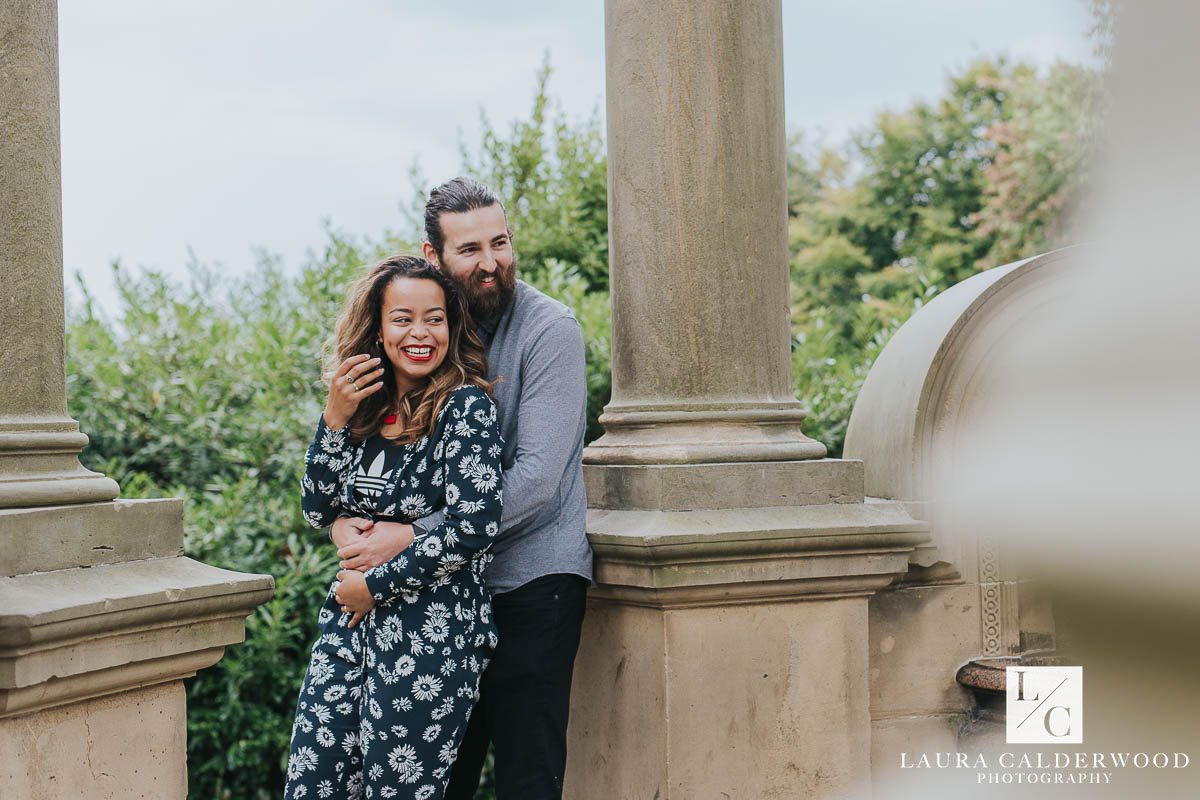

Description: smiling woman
[285,254,504,800]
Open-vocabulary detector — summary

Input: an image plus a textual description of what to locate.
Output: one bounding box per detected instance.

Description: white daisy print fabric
[286,386,503,799]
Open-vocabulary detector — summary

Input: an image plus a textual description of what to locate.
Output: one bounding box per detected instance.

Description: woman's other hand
[337,521,414,571]
[322,354,385,430]
[330,516,374,549]
[334,570,375,628]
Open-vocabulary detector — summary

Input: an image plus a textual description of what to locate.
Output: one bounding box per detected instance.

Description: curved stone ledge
[844,247,1079,504]
[0,556,274,718]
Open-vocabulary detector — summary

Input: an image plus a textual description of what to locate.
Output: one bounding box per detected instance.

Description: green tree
[789,58,1104,454]
[459,56,609,294]
[461,59,611,440]
[403,59,612,440]
[974,62,1106,266]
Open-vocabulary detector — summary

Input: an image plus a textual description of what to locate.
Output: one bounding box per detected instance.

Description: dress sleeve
[300,415,356,529]
[363,387,503,603]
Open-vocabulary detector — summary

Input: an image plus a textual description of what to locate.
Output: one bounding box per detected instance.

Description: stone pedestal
[0,500,273,799]
[567,475,926,799]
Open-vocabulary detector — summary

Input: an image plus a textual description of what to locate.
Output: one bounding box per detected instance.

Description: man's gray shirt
[413,280,593,593]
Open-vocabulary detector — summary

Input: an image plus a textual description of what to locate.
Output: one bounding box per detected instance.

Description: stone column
[566,2,927,798]
[0,0,118,508]
[587,0,825,466]
[0,3,272,797]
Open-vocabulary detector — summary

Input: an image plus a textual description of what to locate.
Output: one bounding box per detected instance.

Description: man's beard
[461,257,517,320]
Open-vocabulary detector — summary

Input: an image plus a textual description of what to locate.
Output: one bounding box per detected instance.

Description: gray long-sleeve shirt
[412,280,593,594]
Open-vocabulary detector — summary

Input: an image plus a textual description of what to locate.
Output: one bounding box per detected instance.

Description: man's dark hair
[424,177,505,257]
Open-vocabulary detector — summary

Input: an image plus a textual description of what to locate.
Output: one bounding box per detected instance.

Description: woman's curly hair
[323,255,493,444]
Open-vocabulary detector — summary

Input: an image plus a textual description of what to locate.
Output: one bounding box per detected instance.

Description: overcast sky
[58,1,1095,312]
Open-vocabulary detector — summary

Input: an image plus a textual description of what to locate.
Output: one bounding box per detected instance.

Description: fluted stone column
[566,2,927,798]
[0,4,272,797]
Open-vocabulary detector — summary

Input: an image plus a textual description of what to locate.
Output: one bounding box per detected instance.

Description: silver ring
[345,375,355,385]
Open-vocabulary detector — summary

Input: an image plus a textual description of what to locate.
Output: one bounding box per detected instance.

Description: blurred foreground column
[0,3,273,797]
[565,1,926,797]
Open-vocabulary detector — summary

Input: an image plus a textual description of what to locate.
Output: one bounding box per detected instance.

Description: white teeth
[403,346,431,355]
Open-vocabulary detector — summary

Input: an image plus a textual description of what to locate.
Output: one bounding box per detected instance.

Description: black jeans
[444,572,589,800]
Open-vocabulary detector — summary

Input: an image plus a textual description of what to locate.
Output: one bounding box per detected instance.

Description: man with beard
[331,177,593,799]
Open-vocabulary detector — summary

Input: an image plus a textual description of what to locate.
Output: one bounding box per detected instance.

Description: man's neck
[473,288,517,331]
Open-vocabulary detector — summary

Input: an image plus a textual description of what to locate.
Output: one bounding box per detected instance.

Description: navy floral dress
[285,385,503,800]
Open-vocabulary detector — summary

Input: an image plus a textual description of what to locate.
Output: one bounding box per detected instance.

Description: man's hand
[338,521,414,571]
[331,516,374,549]
[334,569,375,628]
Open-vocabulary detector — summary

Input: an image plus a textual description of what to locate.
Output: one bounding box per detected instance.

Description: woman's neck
[393,374,420,398]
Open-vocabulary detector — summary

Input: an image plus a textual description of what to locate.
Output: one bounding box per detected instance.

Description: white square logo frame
[1006,666,1083,744]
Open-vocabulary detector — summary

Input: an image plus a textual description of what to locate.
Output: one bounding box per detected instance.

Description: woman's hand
[338,521,415,571]
[323,354,386,430]
[334,569,375,628]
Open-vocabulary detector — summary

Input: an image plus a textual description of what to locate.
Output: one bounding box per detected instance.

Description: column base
[1,498,185,576]
[586,459,864,511]
[0,421,119,509]
[0,496,272,797]
[570,594,874,800]
[585,403,828,464]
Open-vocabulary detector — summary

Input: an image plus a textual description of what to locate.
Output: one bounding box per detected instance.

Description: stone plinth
[0,499,273,799]
[576,2,928,795]
[567,480,927,799]
[0,682,187,799]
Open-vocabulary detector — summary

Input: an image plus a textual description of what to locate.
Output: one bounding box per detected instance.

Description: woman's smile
[401,344,435,362]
